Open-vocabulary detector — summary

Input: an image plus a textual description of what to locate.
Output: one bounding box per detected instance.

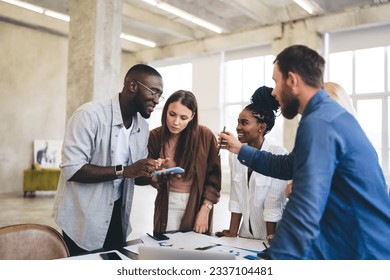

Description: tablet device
[152,167,185,176]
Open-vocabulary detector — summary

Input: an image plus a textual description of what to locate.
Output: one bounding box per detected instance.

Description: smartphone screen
[151,167,185,176]
[99,252,122,260]
[147,232,169,241]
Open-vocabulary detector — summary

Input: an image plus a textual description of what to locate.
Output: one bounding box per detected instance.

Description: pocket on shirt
[253,176,271,207]
[232,172,244,183]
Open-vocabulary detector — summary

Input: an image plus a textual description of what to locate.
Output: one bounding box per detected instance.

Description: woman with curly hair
[216,86,288,243]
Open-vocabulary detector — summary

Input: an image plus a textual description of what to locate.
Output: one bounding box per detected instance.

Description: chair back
[0,223,69,260]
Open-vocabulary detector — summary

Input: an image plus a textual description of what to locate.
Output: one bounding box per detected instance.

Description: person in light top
[216,86,288,243]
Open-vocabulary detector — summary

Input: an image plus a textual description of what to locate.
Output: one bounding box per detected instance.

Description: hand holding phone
[151,167,185,177]
[217,126,226,155]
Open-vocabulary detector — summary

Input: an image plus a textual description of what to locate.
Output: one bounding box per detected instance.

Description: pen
[218,126,226,156]
[195,244,221,251]
[263,242,268,249]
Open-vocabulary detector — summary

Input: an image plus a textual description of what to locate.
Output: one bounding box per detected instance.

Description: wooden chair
[0,223,69,260]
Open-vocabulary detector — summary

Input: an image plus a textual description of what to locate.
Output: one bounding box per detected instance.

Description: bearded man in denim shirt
[219,45,390,259]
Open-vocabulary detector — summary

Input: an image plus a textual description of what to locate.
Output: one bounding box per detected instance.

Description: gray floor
[0,186,231,241]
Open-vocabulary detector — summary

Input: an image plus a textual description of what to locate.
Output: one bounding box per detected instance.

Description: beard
[139,109,151,119]
[282,98,299,119]
[280,85,299,119]
[134,95,151,119]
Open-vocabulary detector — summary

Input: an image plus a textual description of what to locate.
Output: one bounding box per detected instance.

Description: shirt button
[106,220,109,223]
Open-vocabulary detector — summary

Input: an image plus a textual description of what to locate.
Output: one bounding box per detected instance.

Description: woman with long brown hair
[147,90,221,234]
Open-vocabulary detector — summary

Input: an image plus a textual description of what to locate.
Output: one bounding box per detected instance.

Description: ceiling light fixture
[2,0,156,47]
[1,0,43,13]
[1,0,70,21]
[120,33,157,47]
[293,0,322,15]
[142,0,223,34]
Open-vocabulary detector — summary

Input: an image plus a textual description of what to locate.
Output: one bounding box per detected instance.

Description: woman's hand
[154,157,184,179]
[193,205,210,233]
[155,157,171,169]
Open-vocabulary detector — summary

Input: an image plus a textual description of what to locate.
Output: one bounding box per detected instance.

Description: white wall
[0,21,68,194]
[329,23,390,53]
[0,21,152,195]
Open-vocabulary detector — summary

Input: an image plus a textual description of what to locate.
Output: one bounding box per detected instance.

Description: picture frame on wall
[33,139,63,168]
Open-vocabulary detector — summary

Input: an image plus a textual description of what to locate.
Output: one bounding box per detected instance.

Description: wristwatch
[115,165,124,179]
[203,202,213,210]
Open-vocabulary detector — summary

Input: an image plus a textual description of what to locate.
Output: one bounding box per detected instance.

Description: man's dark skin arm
[70,158,158,183]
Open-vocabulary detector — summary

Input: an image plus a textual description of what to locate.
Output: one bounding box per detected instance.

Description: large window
[223,54,283,146]
[327,46,390,177]
[148,63,192,129]
[221,53,284,170]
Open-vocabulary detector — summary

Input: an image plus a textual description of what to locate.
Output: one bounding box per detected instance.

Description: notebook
[138,246,236,260]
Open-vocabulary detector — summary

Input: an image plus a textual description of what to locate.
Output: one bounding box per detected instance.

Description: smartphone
[99,251,122,260]
[151,167,185,177]
[257,250,271,260]
[147,232,170,241]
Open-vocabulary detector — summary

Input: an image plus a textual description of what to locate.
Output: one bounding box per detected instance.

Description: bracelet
[266,234,275,241]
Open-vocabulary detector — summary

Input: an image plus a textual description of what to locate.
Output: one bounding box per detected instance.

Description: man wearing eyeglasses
[53,64,164,256]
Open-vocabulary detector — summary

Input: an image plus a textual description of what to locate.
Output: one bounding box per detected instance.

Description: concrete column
[66,0,122,120]
[271,20,324,152]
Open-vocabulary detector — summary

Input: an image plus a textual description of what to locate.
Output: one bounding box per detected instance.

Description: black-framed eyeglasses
[136,80,164,102]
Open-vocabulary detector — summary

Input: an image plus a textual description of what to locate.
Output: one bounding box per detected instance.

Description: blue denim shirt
[52,94,149,251]
[238,90,390,259]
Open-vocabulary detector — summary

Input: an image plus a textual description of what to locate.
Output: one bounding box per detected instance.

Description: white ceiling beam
[132,24,282,62]
[306,3,390,33]
[220,0,276,23]
[120,38,146,53]
[132,3,390,62]
[122,3,196,40]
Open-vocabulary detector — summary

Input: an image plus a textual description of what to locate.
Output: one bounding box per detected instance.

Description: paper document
[211,236,266,252]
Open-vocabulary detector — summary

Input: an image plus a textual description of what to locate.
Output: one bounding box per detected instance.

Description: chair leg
[24,191,36,198]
